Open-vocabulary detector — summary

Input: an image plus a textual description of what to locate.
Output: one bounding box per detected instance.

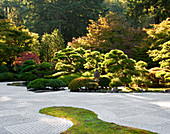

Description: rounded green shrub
[38,62,52,70]
[68,77,94,92]
[57,74,81,86]
[0,65,9,73]
[99,76,111,88]
[27,78,48,90]
[21,65,36,73]
[0,72,18,82]
[26,78,66,91]
[18,73,38,81]
[47,79,66,89]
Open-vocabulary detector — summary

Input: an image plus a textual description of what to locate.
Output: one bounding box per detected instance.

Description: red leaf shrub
[13,51,40,66]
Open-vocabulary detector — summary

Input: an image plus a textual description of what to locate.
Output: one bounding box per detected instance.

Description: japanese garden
[0,0,169,133]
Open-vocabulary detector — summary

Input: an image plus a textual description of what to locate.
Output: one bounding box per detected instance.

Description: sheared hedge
[57,74,81,86]
[68,77,94,92]
[26,78,66,91]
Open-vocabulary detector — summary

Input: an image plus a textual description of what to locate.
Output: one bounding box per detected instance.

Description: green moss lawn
[40,107,157,134]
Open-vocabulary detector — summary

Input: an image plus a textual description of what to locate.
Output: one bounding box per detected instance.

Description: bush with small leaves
[57,74,81,86]
[68,77,94,92]
[26,78,66,91]
[0,65,9,73]
[47,79,66,90]
[0,72,18,82]
[99,76,111,88]
[18,73,38,81]
[27,78,48,91]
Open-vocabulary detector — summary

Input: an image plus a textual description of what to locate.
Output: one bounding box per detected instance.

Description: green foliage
[84,50,104,71]
[40,29,65,62]
[57,74,81,86]
[132,61,152,88]
[69,12,146,58]
[50,71,69,78]
[0,19,39,65]
[146,18,170,69]
[68,77,94,92]
[26,78,66,91]
[109,78,123,88]
[4,0,105,43]
[0,72,18,82]
[0,65,9,73]
[82,71,93,77]
[40,106,156,134]
[103,49,138,87]
[148,67,170,87]
[126,0,170,26]
[99,75,111,88]
[54,46,86,73]
[37,62,52,71]
[46,79,66,90]
[18,73,38,81]
[27,78,48,90]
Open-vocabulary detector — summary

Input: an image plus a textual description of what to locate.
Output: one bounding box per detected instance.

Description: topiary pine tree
[103,49,138,87]
[54,46,86,73]
[84,50,104,71]
[132,61,152,89]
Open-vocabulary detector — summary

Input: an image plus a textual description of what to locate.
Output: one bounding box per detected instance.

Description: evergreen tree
[54,46,86,73]
[0,19,39,65]
[145,18,170,69]
[103,49,138,87]
[40,29,64,62]
[69,12,146,58]
[126,0,170,27]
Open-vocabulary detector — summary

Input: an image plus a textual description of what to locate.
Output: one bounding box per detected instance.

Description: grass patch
[39,107,156,134]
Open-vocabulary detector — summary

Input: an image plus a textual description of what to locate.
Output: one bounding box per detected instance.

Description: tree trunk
[154,16,160,24]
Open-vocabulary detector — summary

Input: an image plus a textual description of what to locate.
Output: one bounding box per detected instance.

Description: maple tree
[13,51,40,66]
[69,12,146,58]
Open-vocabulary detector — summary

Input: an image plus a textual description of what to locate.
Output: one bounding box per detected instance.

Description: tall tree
[3,0,106,43]
[126,0,170,27]
[40,29,65,62]
[145,18,170,69]
[69,12,146,58]
[0,19,39,65]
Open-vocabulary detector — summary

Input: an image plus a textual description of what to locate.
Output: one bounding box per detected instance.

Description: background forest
[0,0,169,91]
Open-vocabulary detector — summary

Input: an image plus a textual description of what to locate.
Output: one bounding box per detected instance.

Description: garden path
[0,82,170,134]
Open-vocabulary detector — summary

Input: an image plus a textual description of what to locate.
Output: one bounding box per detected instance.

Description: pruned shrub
[0,65,9,73]
[27,78,48,90]
[148,67,170,87]
[37,62,52,71]
[26,78,66,91]
[57,74,81,86]
[51,71,69,78]
[68,77,94,92]
[0,72,18,82]
[99,76,111,88]
[18,73,38,81]
[47,79,66,89]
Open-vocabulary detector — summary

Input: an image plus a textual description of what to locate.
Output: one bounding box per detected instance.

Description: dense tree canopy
[40,29,65,62]
[145,18,170,69]
[103,49,138,86]
[1,0,106,43]
[69,12,146,58]
[126,0,170,27]
[0,19,39,65]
